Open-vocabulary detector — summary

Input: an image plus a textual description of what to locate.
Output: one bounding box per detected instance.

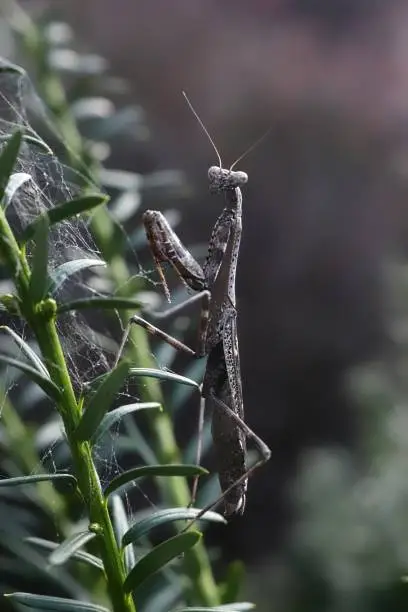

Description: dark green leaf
[129,367,200,390]
[105,464,208,498]
[25,537,103,570]
[75,361,130,441]
[28,215,50,302]
[0,325,49,377]
[22,194,108,242]
[173,605,254,612]
[0,354,61,400]
[49,531,97,566]
[0,131,22,205]
[213,605,255,611]
[86,366,200,393]
[23,133,54,154]
[0,132,52,155]
[123,530,201,593]
[123,508,225,546]
[48,258,106,294]
[0,473,76,490]
[4,593,110,611]
[93,401,161,443]
[57,296,146,315]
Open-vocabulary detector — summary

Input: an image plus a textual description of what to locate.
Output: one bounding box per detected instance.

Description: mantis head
[208,166,248,193]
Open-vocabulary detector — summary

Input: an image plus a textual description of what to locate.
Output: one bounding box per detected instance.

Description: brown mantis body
[115,95,271,516]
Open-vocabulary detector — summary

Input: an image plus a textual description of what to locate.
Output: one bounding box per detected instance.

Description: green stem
[35,322,136,612]
[0,206,135,612]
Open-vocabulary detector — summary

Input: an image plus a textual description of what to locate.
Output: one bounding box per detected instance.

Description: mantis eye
[231,170,248,186]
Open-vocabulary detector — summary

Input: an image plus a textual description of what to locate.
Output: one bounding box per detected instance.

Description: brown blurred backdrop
[59,0,408,564]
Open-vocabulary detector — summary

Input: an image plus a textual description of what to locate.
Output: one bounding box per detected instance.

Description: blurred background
[7,1,408,610]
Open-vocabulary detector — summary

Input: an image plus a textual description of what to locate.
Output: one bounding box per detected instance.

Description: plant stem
[0,205,136,612]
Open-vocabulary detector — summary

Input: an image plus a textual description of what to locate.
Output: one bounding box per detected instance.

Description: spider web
[0,63,111,383]
[0,61,166,508]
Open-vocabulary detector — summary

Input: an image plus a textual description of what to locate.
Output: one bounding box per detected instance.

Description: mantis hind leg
[183,391,271,529]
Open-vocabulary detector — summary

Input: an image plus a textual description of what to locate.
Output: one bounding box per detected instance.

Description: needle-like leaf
[48,531,97,566]
[123,530,202,593]
[0,354,61,401]
[104,464,208,498]
[129,367,200,390]
[0,474,76,491]
[22,194,108,242]
[75,361,130,441]
[4,593,110,611]
[48,258,106,294]
[122,507,225,546]
[0,325,49,377]
[93,401,161,443]
[25,537,103,571]
[173,605,255,612]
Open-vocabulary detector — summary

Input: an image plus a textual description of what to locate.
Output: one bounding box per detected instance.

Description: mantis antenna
[230,126,272,171]
[182,90,270,173]
[182,91,222,168]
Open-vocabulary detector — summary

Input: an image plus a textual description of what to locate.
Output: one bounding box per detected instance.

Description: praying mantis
[116,94,271,517]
